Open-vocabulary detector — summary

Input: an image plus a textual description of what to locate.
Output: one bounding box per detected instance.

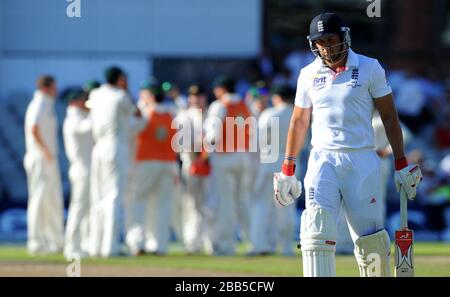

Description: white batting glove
[273,163,302,207]
[394,158,423,200]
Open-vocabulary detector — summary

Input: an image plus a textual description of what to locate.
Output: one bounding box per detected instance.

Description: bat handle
[400,186,408,229]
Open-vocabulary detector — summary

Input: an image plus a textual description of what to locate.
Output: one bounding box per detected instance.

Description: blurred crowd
[388,67,450,233]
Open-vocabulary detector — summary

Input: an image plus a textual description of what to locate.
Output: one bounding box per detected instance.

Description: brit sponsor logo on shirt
[312,76,327,88]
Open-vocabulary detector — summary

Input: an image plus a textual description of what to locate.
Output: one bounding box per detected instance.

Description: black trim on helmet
[307,27,351,63]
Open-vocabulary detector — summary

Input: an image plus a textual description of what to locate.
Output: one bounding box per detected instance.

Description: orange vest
[136,110,177,162]
[217,100,251,153]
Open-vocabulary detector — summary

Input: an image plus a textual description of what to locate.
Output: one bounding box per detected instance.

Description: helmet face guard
[308,27,351,64]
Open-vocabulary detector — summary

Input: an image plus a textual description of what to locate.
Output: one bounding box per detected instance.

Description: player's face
[188,94,207,109]
[188,94,200,108]
[44,82,58,98]
[213,86,226,100]
[117,75,128,90]
[139,89,153,104]
[314,34,342,61]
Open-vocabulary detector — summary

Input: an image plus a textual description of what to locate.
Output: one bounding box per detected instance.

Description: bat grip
[400,186,408,229]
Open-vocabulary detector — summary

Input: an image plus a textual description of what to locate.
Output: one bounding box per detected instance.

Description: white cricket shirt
[295,49,392,150]
[88,84,136,146]
[63,106,94,167]
[24,90,58,156]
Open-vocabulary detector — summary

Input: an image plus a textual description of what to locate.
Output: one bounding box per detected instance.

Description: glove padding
[273,172,302,207]
[394,164,423,200]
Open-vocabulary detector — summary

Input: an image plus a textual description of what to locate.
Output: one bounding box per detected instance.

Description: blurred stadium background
[0,0,450,276]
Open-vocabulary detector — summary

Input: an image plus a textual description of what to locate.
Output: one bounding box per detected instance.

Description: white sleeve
[294,70,312,108]
[370,59,392,99]
[28,100,45,126]
[203,101,226,145]
[120,93,136,115]
[74,117,92,135]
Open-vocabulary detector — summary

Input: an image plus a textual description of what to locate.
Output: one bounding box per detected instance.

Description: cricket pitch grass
[0,242,449,277]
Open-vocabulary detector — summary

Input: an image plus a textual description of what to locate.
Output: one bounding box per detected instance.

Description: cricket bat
[394,187,414,277]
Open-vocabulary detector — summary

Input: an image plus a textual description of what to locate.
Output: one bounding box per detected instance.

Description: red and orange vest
[136,110,177,162]
[216,100,251,153]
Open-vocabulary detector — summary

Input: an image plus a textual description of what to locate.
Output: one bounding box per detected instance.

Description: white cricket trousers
[210,153,252,255]
[24,153,64,254]
[89,143,128,257]
[303,148,384,242]
[64,162,90,257]
[125,161,176,254]
[335,153,392,253]
[180,163,210,253]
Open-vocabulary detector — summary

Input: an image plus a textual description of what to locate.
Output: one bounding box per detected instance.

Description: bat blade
[394,228,414,277]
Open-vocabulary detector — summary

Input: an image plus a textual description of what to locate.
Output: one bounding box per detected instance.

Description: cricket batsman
[273,12,423,277]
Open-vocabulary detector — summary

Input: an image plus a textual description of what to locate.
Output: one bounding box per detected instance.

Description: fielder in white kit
[273,13,423,277]
[177,85,211,254]
[88,66,140,257]
[24,75,64,255]
[127,83,178,255]
[250,85,296,256]
[63,89,94,259]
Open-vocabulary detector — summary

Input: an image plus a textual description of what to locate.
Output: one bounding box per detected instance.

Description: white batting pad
[354,229,391,277]
[300,208,337,277]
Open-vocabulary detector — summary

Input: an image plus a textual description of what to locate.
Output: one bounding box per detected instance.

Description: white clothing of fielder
[250,103,296,255]
[204,94,253,255]
[88,84,137,257]
[128,161,177,254]
[208,153,252,255]
[125,104,178,255]
[123,114,147,255]
[24,90,64,255]
[63,106,94,258]
[295,49,393,276]
[177,107,211,254]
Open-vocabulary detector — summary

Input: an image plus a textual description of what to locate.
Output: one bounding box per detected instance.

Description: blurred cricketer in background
[24,75,64,255]
[123,82,148,256]
[88,66,141,257]
[126,83,178,256]
[176,84,212,254]
[249,85,296,256]
[273,12,423,277]
[204,76,254,255]
[63,89,94,259]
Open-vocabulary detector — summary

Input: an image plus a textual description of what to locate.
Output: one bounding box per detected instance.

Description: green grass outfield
[0,242,449,276]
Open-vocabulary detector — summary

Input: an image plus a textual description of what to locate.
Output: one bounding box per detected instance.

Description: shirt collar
[222,93,241,103]
[275,102,288,110]
[149,102,176,116]
[35,90,54,103]
[317,48,359,72]
[346,49,359,68]
[67,105,88,116]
